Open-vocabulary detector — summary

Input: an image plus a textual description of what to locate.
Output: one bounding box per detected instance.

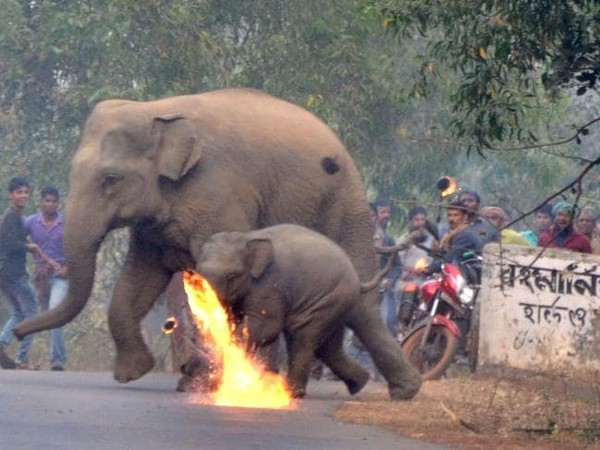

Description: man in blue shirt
[25,186,68,371]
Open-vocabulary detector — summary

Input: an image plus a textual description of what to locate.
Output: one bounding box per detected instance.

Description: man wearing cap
[537,202,592,253]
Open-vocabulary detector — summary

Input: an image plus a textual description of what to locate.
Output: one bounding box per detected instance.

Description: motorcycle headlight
[459,286,475,305]
[454,273,467,292]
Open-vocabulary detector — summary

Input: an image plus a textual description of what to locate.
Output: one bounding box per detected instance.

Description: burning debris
[165,270,294,409]
[162,316,178,334]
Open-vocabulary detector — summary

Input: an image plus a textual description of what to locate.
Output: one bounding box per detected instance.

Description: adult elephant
[13,88,420,400]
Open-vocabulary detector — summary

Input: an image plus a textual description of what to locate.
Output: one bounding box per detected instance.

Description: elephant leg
[244,302,284,373]
[346,296,422,401]
[315,327,369,395]
[285,332,318,399]
[255,337,281,373]
[109,239,171,383]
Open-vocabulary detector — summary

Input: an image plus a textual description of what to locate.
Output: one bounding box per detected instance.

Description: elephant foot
[113,350,155,383]
[290,388,306,399]
[176,374,220,393]
[287,382,306,399]
[176,354,221,393]
[388,370,422,401]
[176,374,195,392]
[345,370,370,395]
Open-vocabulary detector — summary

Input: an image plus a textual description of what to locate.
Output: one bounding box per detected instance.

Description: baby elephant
[194,224,388,398]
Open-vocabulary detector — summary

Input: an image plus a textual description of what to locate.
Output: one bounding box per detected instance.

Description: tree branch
[505,154,600,230]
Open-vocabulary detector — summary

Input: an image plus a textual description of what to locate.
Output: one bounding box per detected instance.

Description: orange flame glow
[414,257,429,273]
[182,270,295,409]
[162,316,178,334]
[439,176,459,198]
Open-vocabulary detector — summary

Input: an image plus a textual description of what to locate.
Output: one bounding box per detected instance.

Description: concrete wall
[478,243,600,379]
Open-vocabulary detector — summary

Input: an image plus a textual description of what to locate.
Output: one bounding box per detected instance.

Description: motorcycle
[398,251,481,380]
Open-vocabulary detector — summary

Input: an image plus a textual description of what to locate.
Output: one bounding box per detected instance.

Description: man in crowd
[538,201,592,253]
[395,206,436,335]
[372,198,402,335]
[439,199,483,264]
[25,186,69,371]
[438,199,482,363]
[0,176,42,370]
[575,208,596,241]
[521,203,554,246]
[481,206,531,246]
[458,189,499,247]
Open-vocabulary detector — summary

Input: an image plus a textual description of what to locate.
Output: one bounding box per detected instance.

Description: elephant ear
[247,239,274,279]
[152,113,203,181]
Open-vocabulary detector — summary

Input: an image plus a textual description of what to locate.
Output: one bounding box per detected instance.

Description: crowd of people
[0,176,68,371]
[365,188,599,367]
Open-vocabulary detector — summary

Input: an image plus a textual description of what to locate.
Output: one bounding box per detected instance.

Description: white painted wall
[478,244,600,378]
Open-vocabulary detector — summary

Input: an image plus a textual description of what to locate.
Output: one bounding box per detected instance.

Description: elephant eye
[101,174,121,191]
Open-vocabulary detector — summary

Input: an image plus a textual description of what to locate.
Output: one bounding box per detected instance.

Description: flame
[403,282,419,293]
[182,270,295,409]
[414,257,429,273]
[162,316,178,334]
[438,176,459,198]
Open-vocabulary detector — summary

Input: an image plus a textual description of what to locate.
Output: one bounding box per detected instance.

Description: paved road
[0,371,447,450]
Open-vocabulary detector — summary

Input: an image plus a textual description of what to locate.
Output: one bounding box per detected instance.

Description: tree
[0,1,222,185]
[365,0,600,150]
[0,1,404,185]
[359,0,599,227]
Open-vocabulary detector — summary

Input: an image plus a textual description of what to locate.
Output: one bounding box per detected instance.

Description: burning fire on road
[178,270,295,410]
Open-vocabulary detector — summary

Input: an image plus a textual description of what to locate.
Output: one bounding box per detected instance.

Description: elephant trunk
[13,222,101,339]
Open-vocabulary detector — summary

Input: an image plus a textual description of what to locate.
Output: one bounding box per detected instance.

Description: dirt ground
[335,365,600,449]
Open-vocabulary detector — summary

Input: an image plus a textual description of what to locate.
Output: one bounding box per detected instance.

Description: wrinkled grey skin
[13,88,420,400]
[196,224,373,398]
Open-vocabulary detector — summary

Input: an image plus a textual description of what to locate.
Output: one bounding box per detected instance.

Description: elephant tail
[359,239,414,293]
[359,252,396,293]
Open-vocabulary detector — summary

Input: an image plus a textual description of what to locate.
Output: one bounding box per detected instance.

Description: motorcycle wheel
[401,325,459,380]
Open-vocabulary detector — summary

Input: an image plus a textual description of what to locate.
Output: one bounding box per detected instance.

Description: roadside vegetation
[0,6,598,442]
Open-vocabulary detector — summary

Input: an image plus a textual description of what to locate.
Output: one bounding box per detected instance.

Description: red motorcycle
[399,254,480,380]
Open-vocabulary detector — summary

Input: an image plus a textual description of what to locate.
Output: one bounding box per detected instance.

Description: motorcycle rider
[437,199,482,364]
[438,200,482,263]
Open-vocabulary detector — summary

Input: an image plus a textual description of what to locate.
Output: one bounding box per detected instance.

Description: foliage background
[0,0,597,370]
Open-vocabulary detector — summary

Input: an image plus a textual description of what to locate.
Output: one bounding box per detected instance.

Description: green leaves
[370,0,600,150]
